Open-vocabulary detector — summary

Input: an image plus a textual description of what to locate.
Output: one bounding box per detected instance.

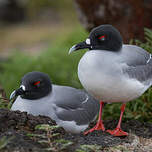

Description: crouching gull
[10,71,99,134]
[69,24,152,136]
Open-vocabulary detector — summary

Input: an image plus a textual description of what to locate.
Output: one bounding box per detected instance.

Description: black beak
[69,40,91,54]
[10,87,25,100]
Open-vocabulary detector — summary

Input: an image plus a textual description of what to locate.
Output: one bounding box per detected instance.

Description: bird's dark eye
[98,35,106,41]
[33,81,41,86]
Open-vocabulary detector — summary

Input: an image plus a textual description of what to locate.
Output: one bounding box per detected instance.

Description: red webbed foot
[84,120,105,135]
[107,128,128,136]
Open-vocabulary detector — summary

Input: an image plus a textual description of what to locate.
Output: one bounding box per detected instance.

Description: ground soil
[0,109,152,152]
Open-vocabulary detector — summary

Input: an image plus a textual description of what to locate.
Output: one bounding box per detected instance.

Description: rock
[0,109,57,152]
[74,0,152,42]
[0,109,56,132]
[0,109,152,151]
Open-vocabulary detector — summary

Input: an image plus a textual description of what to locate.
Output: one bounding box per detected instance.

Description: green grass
[0,27,152,122]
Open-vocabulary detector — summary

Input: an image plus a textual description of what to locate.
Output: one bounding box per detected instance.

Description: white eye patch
[20,85,26,91]
[86,38,91,45]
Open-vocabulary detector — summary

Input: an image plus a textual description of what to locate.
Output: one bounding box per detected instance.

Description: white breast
[78,50,146,102]
[11,94,54,116]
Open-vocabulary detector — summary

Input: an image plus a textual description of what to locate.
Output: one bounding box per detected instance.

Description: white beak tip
[68,45,76,54]
[10,90,16,100]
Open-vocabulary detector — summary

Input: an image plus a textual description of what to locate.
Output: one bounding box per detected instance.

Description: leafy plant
[35,124,60,146]
[28,124,61,151]
[27,124,73,151]
[0,136,14,150]
[55,139,73,151]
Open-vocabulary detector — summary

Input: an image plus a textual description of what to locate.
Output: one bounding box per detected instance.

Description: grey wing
[123,62,152,84]
[53,90,99,125]
[122,45,152,84]
[122,45,150,66]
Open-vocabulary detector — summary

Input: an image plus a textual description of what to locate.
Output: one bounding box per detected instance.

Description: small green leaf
[0,136,14,150]
[55,139,73,150]
[26,133,46,138]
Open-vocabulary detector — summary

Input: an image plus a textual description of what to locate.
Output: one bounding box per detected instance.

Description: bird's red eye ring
[98,35,106,40]
[34,81,40,86]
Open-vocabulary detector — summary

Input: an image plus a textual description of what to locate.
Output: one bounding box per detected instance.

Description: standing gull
[69,24,152,136]
[10,71,99,134]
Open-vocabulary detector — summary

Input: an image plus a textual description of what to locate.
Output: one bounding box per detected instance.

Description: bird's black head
[69,24,123,53]
[89,24,123,51]
[10,71,52,100]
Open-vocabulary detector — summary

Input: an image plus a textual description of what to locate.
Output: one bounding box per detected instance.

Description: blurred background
[0,0,152,122]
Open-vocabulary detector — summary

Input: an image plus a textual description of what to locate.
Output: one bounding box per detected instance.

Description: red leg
[107,103,128,136]
[84,101,105,135]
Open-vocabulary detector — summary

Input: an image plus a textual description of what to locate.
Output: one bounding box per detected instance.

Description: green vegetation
[0,27,152,123]
[28,124,61,151]
[27,124,73,151]
[0,136,14,150]
[133,28,152,53]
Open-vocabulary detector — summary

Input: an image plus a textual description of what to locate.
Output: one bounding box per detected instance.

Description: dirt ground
[0,109,152,152]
